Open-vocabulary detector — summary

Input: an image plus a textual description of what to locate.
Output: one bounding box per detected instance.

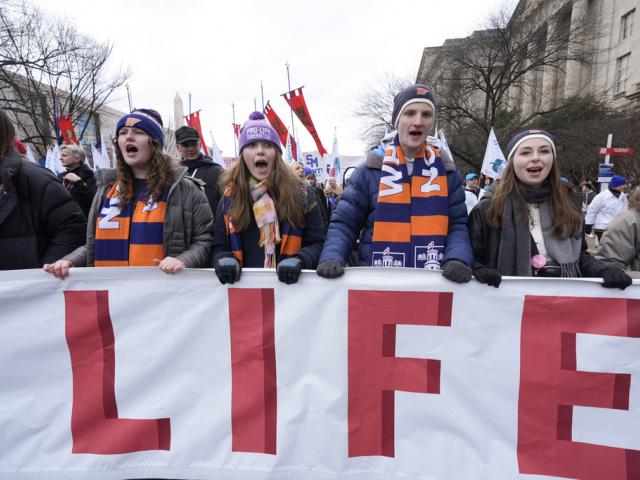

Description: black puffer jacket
[0,149,86,270]
[180,154,223,216]
[58,162,97,217]
[468,192,606,277]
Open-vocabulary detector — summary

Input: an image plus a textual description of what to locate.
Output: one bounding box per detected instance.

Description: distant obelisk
[173,92,185,129]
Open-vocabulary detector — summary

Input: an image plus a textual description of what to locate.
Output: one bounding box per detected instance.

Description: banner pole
[232,102,237,158]
[260,81,265,111]
[285,62,296,140]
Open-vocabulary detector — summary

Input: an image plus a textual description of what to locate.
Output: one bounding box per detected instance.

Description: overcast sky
[32,0,511,156]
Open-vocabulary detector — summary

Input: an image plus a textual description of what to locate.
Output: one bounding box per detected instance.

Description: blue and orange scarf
[370,137,449,269]
[94,183,167,266]
[222,181,303,268]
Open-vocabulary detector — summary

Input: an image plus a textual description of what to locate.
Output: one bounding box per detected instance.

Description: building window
[621,9,634,40]
[614,53,631,93]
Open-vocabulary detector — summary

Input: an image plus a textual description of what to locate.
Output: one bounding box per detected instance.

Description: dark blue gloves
[442,260,472,283]
[316,260,345,279]
[601,268,632,290]
[473,266,502,287]
[214,256,241,284]
[277,257,303,284]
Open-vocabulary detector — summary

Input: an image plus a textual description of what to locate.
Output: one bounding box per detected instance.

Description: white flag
[100,136,110,168]
[285,134,294,164]
[44,147,53,173]
[329,129,340,180]
[438,130,455,165]
[52,144,64,175]
[25,145,37,163]
[481,128,507,180]
[209,133,225,169]
[91,143,101,171]
[295,133,304,164]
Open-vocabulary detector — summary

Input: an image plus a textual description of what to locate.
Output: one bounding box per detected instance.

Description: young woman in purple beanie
[468,129,632,289]
[211,111,325,285]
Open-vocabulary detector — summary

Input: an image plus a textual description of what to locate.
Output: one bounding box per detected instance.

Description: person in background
[468,129,631,289]
[58,144,97,217]
[304,167,329,230]
[316,84,473,282]
[585,175,628,240]
[0,108,86,270]
[44,108,213,278]
[580,181,596,215]
[464,172,480,214]
[212,112,324,285]
[175,125,223,215]
[595,187,640,276]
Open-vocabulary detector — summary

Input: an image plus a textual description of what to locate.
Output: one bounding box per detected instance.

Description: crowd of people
[0,83,636,289]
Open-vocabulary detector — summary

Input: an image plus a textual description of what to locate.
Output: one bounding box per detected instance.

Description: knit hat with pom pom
[238,111,282,153]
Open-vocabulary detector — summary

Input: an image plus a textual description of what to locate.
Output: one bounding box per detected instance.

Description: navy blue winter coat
[319,148,473,267]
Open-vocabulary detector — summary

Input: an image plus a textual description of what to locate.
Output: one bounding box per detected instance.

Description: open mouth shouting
[125,144,139,156]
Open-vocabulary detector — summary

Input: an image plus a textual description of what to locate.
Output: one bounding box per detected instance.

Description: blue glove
[442,260,472,283]
[277,257,303,284]
[214,256,241,284]
[316,260,345,279]
[473,266,502,287]
[601,268,632,290]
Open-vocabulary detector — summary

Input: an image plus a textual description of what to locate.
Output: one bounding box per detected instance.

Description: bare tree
[353,73,413,149]
[422,2,599,167]
[0,0,130,156]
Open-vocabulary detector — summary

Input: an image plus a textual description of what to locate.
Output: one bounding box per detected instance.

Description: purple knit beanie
[238,111,282,153]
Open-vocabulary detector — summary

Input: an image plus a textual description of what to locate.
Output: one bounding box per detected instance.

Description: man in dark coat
[0,109,86,270]
[58,144,97,217]
[175,126,223,215]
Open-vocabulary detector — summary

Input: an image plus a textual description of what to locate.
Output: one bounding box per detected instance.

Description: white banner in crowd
[302,151,363,183]
[1,268,640,480]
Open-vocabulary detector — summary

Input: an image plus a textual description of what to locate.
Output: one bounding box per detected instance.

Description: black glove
[473,266,502,288]
[601,268,632,290]
[213,256,241,284]
[316,259,345,278]
[442,260,472,283]
[585,224,593,235]
[277,257,303,284]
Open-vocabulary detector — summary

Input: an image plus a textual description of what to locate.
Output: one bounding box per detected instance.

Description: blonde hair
[60,144,86,163]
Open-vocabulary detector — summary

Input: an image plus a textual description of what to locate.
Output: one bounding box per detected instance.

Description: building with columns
[417,0,638,116]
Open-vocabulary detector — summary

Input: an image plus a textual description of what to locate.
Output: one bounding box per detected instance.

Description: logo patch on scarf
[415,242,444,270]
[372,247,405,267]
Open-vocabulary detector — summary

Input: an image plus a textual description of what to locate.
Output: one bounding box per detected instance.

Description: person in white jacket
[585,175,629,240]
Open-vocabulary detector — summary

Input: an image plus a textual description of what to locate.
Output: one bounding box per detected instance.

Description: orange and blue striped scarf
[94,183,167,266]
[222,181,302,268]
[371,138,449,269]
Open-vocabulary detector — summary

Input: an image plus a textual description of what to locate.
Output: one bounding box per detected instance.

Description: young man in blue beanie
[316,84,473,282]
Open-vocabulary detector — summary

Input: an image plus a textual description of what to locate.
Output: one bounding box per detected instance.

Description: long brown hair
[112,137,174,207]
[221,149,306,231]
[486,154,582,238]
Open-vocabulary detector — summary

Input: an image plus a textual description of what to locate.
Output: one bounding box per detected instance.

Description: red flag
[263,102,298,159]
[184,111,209,156]
[233,123,241,138]
[282,88,326,155]
[58,115,78,145]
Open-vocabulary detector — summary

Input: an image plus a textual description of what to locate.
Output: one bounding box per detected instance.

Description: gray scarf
[497,193,581,277]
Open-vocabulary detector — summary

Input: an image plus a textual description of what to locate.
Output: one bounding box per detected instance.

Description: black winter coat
[468,195,606,277]
[180,155,223,216]
[0,149,86,270]
[58,162,97,217]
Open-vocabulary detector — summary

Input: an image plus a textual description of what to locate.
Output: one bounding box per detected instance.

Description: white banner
[1,268,640,480]
[302,151,363,183]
